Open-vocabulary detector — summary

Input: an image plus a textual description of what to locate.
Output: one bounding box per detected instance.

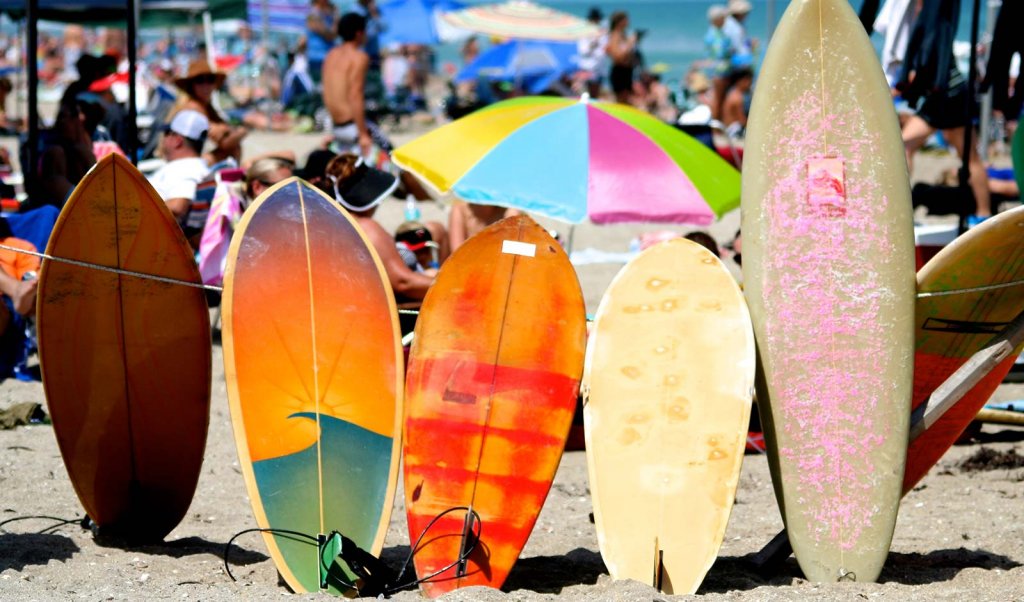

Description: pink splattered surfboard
[741,0,915,583]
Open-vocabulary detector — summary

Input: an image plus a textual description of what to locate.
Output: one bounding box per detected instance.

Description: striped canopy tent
[441,0,599,41]
[246,0,307,33]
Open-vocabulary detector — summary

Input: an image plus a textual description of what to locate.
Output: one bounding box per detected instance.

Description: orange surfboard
[222,178,403,595]
[37,153,211,542]
[906,205,1024,491]
[403,215,586,597]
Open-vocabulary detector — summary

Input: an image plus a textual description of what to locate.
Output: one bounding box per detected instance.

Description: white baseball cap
[165,109,209,141]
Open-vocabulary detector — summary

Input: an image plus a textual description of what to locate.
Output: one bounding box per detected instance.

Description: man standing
[323,13,373,157]
[148,110,210,225]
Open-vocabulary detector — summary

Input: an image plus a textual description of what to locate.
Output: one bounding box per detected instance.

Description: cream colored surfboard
[583,238,755,595]
[742,0,915,583]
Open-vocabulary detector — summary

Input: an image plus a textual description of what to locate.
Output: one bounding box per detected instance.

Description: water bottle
[404,197,421,222]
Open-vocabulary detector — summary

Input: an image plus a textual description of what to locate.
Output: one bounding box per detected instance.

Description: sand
[2,127,1024,601]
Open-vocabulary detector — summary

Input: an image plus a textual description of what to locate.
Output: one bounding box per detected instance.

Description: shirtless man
[323,13,373,157]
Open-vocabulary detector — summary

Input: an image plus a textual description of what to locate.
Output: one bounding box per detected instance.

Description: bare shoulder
[357,216,392,247]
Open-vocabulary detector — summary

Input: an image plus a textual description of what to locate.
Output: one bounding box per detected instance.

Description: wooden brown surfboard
[37,153,211,542]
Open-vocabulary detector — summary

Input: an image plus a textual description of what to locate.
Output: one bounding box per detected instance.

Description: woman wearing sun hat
[170,59,248,164]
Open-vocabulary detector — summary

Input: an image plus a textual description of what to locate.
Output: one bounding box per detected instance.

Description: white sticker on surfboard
[502,240,536,257]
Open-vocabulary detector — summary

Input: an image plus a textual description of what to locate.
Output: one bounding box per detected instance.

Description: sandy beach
[1,125,1023,601]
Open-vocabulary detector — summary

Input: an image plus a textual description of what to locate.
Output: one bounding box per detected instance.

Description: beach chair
[0,205,59,381]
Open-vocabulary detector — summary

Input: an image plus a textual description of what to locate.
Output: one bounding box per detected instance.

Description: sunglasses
[193,74,219,85]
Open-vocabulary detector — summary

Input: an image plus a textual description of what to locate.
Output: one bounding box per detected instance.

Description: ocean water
[438,0,990,89]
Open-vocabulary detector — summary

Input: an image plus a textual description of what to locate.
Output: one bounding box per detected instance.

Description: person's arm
[306,10,337,41]
[350,53,372,155]
[0,270,37,317]
[448,202,467,251]
[166,197,190,219]
[366,221,433,299]
[606,31,635,64]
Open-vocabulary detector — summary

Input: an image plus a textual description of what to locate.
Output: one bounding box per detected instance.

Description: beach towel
[0,237,39,280]
[198,180,244,286]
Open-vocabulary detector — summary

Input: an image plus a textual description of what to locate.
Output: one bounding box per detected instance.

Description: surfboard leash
[222,506,482,596]
[382,505,483,595]
[0,514,88,535]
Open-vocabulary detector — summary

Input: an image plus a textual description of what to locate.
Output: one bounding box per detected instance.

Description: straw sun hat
[175,60,226,91]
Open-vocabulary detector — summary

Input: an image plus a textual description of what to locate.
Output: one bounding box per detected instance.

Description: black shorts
[610,65,634,94]
[915,70,970,130]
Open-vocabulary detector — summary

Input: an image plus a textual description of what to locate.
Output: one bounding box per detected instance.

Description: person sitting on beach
[323,154,434,303]
[394,221,440,276]
[244,156,295,205]
[171,60,248,165]
[0,78,23,135]
[37,101,97,205]
[684,230,721,257]
[448,200,520,252]
[147,110,210,226]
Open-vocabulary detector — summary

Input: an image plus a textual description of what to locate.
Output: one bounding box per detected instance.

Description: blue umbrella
[455,39,577,94]
[379,0,464,46]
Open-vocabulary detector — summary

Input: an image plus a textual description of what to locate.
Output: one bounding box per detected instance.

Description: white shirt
[722,16,748,55]
[148,156,209,205]
[577,30,609,73]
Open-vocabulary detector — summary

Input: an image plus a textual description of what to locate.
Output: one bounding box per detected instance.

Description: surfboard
[906,206,1024,490]
[583,238,755,595]
[741,0,916,583]
[37,153,211,543]
[222,177,403,595]
[403,215,586,598]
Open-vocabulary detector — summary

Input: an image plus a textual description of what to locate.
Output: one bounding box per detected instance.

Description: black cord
[0,515,84,534]
[223,528,318,582]
[383,506,483,595]
[223,508,484,596]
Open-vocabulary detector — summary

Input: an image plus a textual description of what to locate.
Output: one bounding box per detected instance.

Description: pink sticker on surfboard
[806,157,847,218]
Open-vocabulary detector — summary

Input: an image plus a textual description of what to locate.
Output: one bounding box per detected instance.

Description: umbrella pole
[26,0,38,191]
[959,0,981,199]
[566,224,576,255]
[977,0,1002,162]
[127,0,139,165]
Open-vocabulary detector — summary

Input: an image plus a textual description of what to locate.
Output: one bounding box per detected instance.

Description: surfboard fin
[456,510,479,578]
[653,538,665,592]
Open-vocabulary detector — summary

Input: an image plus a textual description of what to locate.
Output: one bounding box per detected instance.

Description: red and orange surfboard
[906,205,1024,491]
[403,215,586,597]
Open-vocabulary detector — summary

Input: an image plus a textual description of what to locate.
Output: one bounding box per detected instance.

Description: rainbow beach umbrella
[392,96,741,225]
